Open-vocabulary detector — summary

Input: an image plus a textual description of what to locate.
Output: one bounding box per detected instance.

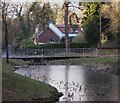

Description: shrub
[23,43,91,49]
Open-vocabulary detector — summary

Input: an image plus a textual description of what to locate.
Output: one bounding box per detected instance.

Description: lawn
[47,57,119,75]
[2,59,60,101]
[48,57,118,65]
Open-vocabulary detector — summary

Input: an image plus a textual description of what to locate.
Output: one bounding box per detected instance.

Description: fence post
[96,48,98,57]
[41,49,44,56]
[55,49,57,56]
[83,48,84,56]
[115,49,118,56]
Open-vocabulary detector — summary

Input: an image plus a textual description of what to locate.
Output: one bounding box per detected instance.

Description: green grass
[2,59,58,101]
[48,57,118,65]
[98,49,118,55]
[10,59,30,65]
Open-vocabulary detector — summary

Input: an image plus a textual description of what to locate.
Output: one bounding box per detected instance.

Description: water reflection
[15,65,118,101]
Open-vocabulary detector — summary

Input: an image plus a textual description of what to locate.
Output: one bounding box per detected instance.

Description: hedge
[23,43,92,49]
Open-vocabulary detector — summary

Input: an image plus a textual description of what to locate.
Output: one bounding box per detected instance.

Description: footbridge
[2,48,118,64]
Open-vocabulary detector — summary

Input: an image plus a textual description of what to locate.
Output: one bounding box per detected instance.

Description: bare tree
[1,1,16,63]
[2,1,10,64]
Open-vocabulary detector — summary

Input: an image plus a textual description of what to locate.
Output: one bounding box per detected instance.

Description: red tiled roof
[56,25,81,33]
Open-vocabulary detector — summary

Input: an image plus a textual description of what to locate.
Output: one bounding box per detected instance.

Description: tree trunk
[99,5,102,49]
[5,24,9,64]
[64,2,69,53]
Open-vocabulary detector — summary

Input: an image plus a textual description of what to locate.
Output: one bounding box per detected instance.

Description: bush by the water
[23,43,91,49]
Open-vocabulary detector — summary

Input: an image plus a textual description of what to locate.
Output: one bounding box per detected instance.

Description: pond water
[15,65,118,101]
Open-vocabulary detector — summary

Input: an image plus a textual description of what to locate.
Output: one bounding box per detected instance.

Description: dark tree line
[1,1,56,63]
[81,2,119,47]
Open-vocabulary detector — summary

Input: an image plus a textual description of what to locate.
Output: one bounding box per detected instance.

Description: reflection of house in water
[34,21,82,45]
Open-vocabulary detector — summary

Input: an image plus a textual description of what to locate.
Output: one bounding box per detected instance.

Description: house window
[50,38,55,43]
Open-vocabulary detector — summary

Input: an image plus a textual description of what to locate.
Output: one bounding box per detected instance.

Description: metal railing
[13,48,118,57]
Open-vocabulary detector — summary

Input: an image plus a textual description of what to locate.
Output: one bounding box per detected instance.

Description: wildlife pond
[15,65,118,101]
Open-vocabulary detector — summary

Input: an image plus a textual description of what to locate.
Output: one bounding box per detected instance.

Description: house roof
[57,24,81,34]
[36,21,80,39]
[48,21,63,39]
[48,21,79,38]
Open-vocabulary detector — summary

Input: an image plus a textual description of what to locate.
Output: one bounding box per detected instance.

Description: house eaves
[36,31,44,38]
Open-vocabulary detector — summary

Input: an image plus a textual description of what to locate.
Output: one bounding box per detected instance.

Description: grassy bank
[2,59,62,102]
[47,57,119,75]
[48,57,118,65]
